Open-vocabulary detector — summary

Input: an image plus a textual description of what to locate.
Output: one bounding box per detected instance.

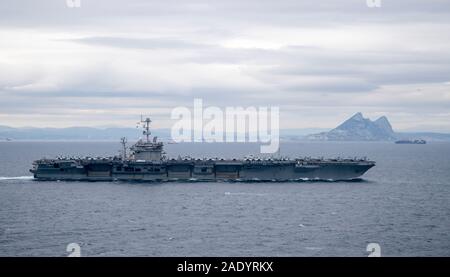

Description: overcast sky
[1,0,450,131]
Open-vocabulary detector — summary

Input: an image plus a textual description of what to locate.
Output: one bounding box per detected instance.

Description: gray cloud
[1,0,450,130]
[70,36,212,50]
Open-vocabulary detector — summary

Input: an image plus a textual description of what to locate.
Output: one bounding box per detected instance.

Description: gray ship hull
[31,159,375,182]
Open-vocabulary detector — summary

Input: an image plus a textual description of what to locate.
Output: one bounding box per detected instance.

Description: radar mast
[138,115,152,142]
[131,115,163,161]
[120,137,127,160]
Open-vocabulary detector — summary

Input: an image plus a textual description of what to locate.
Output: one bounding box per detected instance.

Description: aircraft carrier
[30,117,375,182]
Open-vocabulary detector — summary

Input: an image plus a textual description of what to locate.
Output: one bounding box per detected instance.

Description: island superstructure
[30,117,375,181]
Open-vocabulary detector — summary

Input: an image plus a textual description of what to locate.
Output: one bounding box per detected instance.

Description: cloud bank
[0,0,450,131]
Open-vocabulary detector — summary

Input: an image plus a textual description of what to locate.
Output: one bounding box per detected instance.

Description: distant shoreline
[2,140,449,144]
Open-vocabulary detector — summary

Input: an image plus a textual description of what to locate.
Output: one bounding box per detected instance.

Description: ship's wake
[0,176,34,181]
[5,176,369,183]
[228,178,368,183]
[224,192,267,196]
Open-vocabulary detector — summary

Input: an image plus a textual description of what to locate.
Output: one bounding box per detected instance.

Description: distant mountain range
[0,125,326,141]
[1,114,450,141]
[0,126,151,141]
[305,112,450,141]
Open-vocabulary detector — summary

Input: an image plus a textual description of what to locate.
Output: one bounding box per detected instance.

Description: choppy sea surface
[0,141,449,257]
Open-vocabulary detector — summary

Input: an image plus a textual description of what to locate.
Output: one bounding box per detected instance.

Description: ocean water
[0,141,449,257]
